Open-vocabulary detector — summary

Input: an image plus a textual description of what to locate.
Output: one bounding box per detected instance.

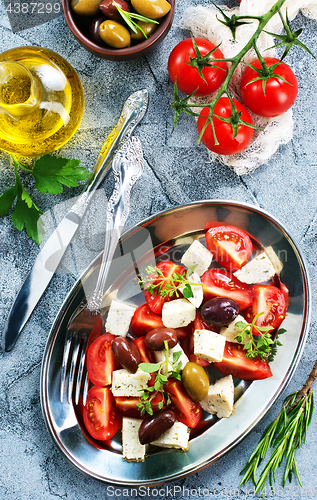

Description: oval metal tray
[40,200,310,485]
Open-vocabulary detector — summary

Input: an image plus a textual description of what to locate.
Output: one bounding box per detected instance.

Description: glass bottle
[0,46,85,156]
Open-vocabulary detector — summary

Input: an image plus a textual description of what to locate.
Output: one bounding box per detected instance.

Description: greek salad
[80,223,288,461]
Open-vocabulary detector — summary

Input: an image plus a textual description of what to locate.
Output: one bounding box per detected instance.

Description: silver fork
[60,136,144,404]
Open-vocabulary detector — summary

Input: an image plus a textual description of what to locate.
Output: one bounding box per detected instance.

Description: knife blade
[2,89,148,352]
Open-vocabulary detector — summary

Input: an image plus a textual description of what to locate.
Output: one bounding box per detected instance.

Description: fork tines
[60,329,89,405]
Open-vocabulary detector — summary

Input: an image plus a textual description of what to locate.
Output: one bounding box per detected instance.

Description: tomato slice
[130,303,164,337]
[205,224,253,272]
[133,336,155,364]
[83,386,121,441]
[114,393,164,418]
[201,268,253,310]
[86,333,121,386]
[244,284,287,331]
[144,261,187,314]
[214,342,272,380]
[166,379,202,428]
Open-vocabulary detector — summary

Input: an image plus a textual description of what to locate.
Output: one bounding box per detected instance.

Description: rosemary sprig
[235,313,281,360]
[140,264,200,299]
[171,0,314,144]
[240,359,317,494]
[113,1,159,37]
[137,341,182,416]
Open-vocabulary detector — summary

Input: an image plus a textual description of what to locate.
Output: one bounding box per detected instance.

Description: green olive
[71,0,101,16]
[182,362,209,401]
[99,20,131,49]
[131,0,171,19]
[130,21,158,41]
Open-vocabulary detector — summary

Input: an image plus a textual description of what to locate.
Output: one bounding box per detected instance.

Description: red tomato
[83,386,121,441]
[214,342,272,380]
[86,333,121,387]
[132,336,155,364]
[240,57,298,117]
[245,285,287,331]
[145,261,186,314]
[197,97,254,155]
[166,379,202,428]
[168,37,227,97]
[130,303,164,337]
[201,268,253,310]
[114,393,164,418]
[205,224,253,272]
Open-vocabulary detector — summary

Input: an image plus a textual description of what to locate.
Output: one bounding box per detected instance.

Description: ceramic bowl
[62,0,175,61]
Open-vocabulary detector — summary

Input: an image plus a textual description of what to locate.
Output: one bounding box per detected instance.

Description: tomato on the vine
[197,97,254,155]
[168,37,227,97]
[240,57,298,117]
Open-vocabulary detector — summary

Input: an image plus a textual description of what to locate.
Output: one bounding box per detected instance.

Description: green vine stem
[171,0,309,144]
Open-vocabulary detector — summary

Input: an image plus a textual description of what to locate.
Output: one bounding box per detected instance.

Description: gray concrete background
[0,1,317,499]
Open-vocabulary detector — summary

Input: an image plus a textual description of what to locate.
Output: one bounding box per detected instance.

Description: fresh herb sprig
[240,359,317,495]
[0,155,90,244]
[171,0,315,145]
[113,1,159,38]
[235,313,286,361]
[140,264,200,299]
[235,312,284,360]
[137,341,182,416]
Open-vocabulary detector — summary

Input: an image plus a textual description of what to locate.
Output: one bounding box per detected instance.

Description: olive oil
[0,46,85,156]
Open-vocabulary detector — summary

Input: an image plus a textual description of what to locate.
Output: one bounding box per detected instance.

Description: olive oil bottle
[0,46,84,156]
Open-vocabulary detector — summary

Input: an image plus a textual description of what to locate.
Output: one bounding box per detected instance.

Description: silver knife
[2,89,148,352]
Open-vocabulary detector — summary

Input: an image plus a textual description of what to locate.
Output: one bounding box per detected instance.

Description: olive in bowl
[63,0,175,60]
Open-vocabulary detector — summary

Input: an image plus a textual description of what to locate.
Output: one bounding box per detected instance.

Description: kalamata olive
[130,21,158,41]
[139,409,176,444]
[71,0,101,16]
[131,0,171,19]
[99,20,131,48]
[112,337,140,373]
[88,15,106,44]
[99,0,130,22]
[182,362,209,401]
[144,327,178,350]
[201,297,240,326]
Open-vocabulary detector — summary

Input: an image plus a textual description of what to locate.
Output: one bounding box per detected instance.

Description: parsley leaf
[11,164,44,244]
[0,185,17,216]
[32,155,90,194]
[0,154,90,244]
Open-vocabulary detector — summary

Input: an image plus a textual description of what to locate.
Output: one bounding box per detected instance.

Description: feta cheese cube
[233,252,275,284]
[200,375,234,418]
[194,329,225,363]
[105,299,136,337]
[180,272,203,308]
[122,418,146,461]
[150,422,190,451]
[112,368,151,397]
[154,344,189,375]
[181,239,213,276]
[219,314,250,344]
[162,298,196,329]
